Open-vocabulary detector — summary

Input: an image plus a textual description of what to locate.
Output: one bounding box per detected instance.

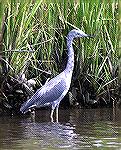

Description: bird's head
[67,29,93,40]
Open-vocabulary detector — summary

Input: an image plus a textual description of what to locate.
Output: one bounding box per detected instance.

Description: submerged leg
[29,108,35,122]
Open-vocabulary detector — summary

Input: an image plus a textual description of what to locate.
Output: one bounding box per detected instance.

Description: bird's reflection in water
[20,118,77,149]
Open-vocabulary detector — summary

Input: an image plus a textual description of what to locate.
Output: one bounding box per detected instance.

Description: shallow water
[0,108,121,150]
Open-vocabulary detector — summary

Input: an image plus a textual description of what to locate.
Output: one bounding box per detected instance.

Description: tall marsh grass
[0,0,119,111]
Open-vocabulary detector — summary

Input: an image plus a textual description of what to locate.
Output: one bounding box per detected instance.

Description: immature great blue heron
[20,29,92,122]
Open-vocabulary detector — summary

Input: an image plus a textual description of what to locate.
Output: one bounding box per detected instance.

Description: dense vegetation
[0,0,119,114]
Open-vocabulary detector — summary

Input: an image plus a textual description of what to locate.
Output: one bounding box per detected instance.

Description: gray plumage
[20,29,91,122]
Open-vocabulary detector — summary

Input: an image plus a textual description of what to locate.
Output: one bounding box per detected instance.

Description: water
[0,108,121,150]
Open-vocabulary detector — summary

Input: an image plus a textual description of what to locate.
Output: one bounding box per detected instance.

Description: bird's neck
[65,38,74,74]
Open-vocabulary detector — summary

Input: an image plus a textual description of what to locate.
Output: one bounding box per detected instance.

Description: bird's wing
[35,78,67,106]
[20,73,68,113]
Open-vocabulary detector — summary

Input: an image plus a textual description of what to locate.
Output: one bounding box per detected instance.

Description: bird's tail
[20,98,35,114]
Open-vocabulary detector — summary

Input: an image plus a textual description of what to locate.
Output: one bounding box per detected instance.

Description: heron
[20,29,92,122]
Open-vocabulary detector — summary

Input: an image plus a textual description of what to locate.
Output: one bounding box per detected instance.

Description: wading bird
[20,29,92,122]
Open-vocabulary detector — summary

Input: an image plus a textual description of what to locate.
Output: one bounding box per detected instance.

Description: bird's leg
[56,107,59,123]
[50,109,54,122]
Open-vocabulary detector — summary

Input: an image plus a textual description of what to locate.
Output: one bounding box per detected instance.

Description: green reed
[0,0,119,106]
